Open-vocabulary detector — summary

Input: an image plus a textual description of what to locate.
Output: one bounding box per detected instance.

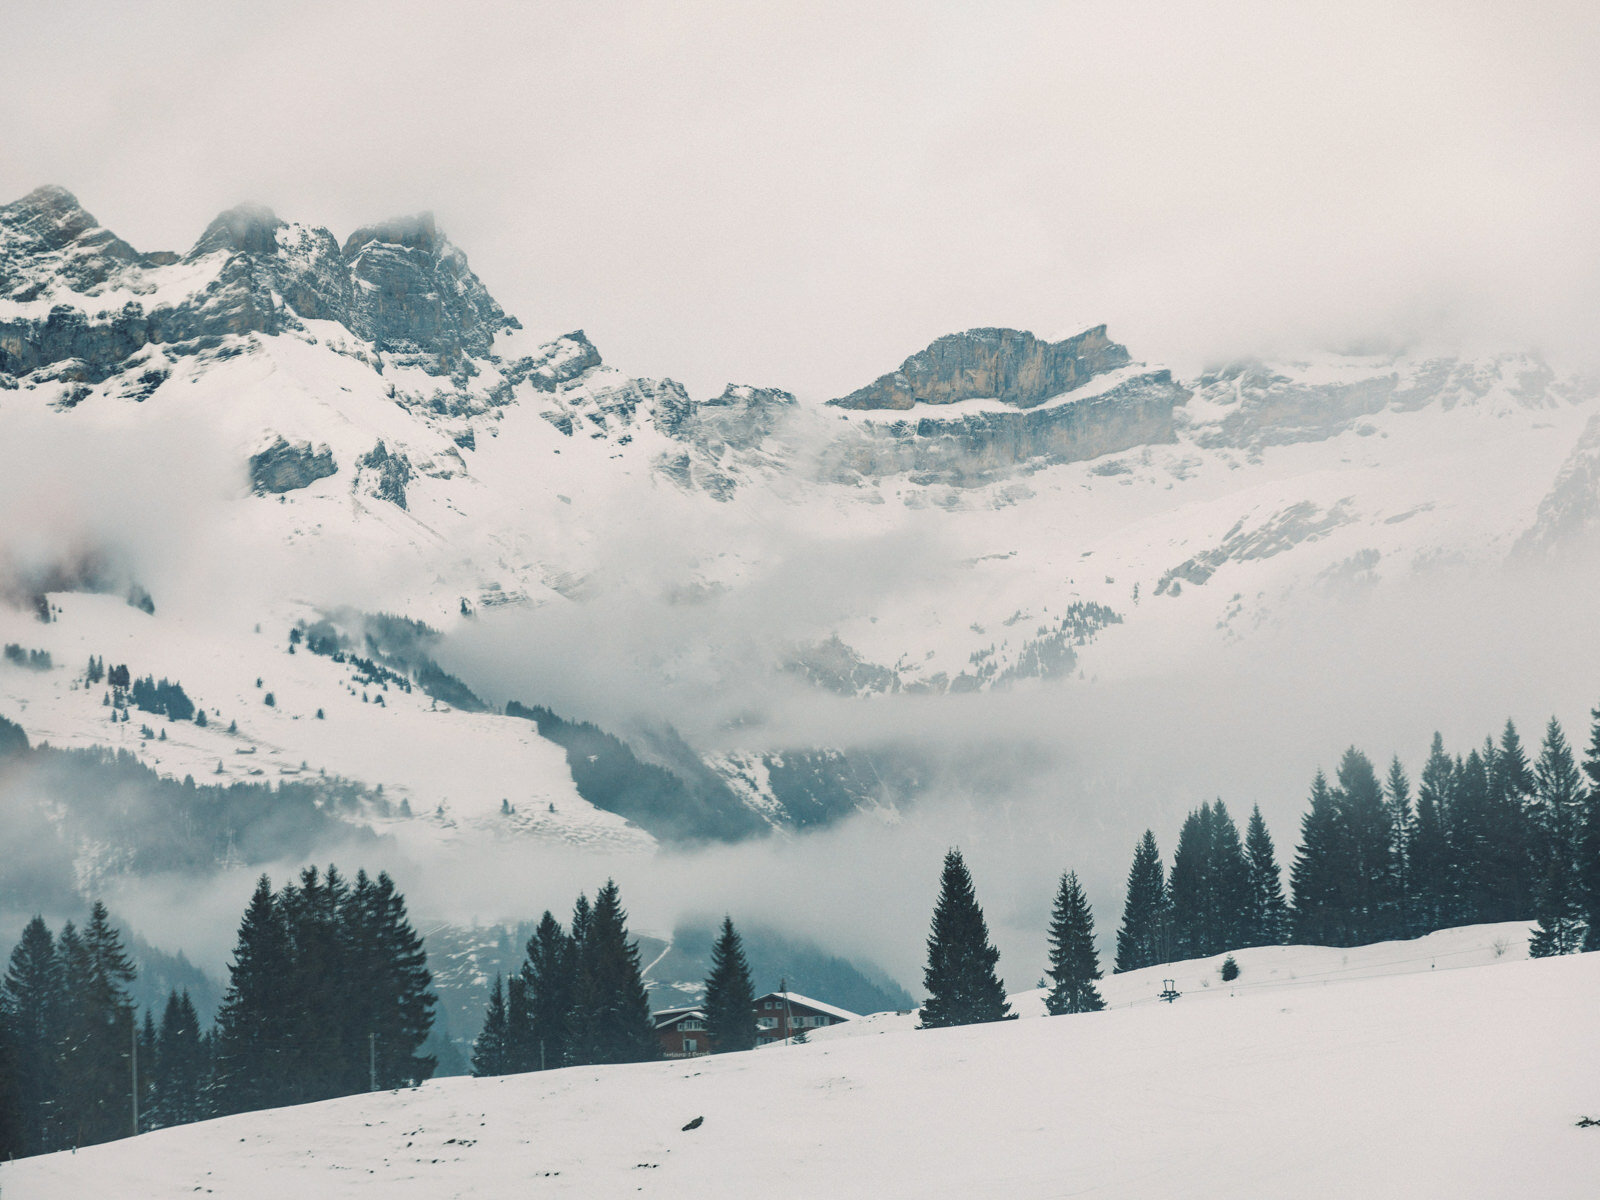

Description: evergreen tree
[213,876,298,1114]
[1331,748,1399,944]
[0,994,23,1160]
[346,870,436,1088]
[919,849,1011,1028]
[1580,704,1600,952]
[152,989,206,1128]
[580,881,659,1064]
[471,976,510,1077]
[1114,831,1170,972]
[57,902,138,1147]
[1044,871,1104,1015]
[504,973,534,1073]
[138,1010,158,1128]
[1292,770,1342,945]
[1410,733,1455,934]
[1,916,62,1155]
[1487,719,1538,920]
[520,911,576,1070]
[1529,717,1586,956]
[1384,757,1414,937]
[703,916,757,1052]
[1449,750,1495,924]
[566,893,599,1066]
[1243,805,1290,946]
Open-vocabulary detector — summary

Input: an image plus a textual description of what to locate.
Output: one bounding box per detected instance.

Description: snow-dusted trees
[920,849,1011,1028]
[704,916,757,1052]
[1044,871,1103,1015]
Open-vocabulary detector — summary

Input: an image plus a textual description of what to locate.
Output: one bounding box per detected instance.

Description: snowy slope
[5,928,1597,1199]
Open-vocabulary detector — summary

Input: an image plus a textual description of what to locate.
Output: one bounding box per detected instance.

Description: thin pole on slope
[131,1016,139,1136]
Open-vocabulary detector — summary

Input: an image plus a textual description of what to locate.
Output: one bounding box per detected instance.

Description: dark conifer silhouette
[1114,831,1170,972]
[920,849,1011,1028]
[1044,871,1104,1015]
[703,916,757,1052]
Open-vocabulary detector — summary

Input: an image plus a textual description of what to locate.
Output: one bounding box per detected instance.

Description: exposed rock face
[829,326,1131,411]
[341,213,517,368]
[249,436,337,494]
[1190,355,1566,451]
[0,189,515,386]
[0,186,143,299]
[1514,413,1600,559]
[504,330,603,391]
[825,370,1188,487]
[357,440,414,509]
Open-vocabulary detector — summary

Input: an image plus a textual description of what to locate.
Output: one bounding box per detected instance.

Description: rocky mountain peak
[828,325,1132,411]
[187,203,286,260]
[341,212,441,258]
[0,185,141,298]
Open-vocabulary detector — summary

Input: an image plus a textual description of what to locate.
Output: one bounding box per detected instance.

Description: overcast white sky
[4,1,1597,397]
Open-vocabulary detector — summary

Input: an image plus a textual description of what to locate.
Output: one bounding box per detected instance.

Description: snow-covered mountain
[3,184,1598,896]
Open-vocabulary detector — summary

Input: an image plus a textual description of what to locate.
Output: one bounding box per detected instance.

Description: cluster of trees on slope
[0,867,435,1160]
[917,710,1600,1035]
[470,880,660,1075]
[472,910,769,1074]
[1114,714,1600,969]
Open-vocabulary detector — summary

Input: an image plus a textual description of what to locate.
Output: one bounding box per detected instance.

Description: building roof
[651,1006,706,1030]
[755,991,861,1022]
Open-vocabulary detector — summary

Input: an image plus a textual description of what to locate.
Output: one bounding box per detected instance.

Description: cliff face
[0,189,516,385]
[824,368,1189,487]
[827,325,1131,411]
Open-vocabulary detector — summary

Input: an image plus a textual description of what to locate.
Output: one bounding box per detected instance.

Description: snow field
[6,928,1597,1199]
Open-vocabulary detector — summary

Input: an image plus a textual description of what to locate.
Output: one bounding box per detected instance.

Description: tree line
[0,866,434,1160]
[917,710,1600,1034]
[470,880,667,1075]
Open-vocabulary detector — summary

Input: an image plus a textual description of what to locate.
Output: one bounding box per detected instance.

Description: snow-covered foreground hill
[8,927,1597,1199]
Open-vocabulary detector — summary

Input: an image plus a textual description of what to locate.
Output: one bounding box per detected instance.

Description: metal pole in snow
[131,1017,139,1136]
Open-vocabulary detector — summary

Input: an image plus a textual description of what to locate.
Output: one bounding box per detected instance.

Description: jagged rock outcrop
[249,436,337,494]
[0,186,143,299]
[829,326,1131,411]
[341,213,517,369]
[356,440,414,509]
[1514,414,1600,559]
[824,369,1188,487]
[0,188,516,386]
[503,330,603,391]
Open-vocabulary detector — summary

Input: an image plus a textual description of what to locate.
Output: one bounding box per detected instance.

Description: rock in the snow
[249,436,338,495]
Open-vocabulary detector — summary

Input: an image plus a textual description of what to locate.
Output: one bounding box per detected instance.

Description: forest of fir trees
[0,866,435,1161]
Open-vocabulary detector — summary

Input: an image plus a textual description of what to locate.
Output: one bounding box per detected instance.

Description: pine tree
[581,881,659,1064]
[1243,805,1290,946]
[1579,704,1600,952]
[1331,748,1398,944]
[566,894,599,1066]
[919,849,1011,1028]
[349,870,436,1088]
[1487,719,1538,920]
[703,916,757,1052]
[1,916,62,1155]
[1292,770,1342,945]
[520,911,576,1070]
[56,902,139,1147]
[1167,805,1213,959]
[1044,871,1104,1015]
[1411,733,1455,935]
[0,994,23,1160]
[504,973,533,1073]
[1449,750,1495,925]
[1114,831,1170,972]
[1384,757,1414,937]
[472,976,510,1077]
[213,876,298,1114]
[1529,717,1586,956]
[152,989,206,1127]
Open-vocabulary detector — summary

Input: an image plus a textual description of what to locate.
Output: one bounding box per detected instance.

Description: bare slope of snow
[6,930,1597,1200]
